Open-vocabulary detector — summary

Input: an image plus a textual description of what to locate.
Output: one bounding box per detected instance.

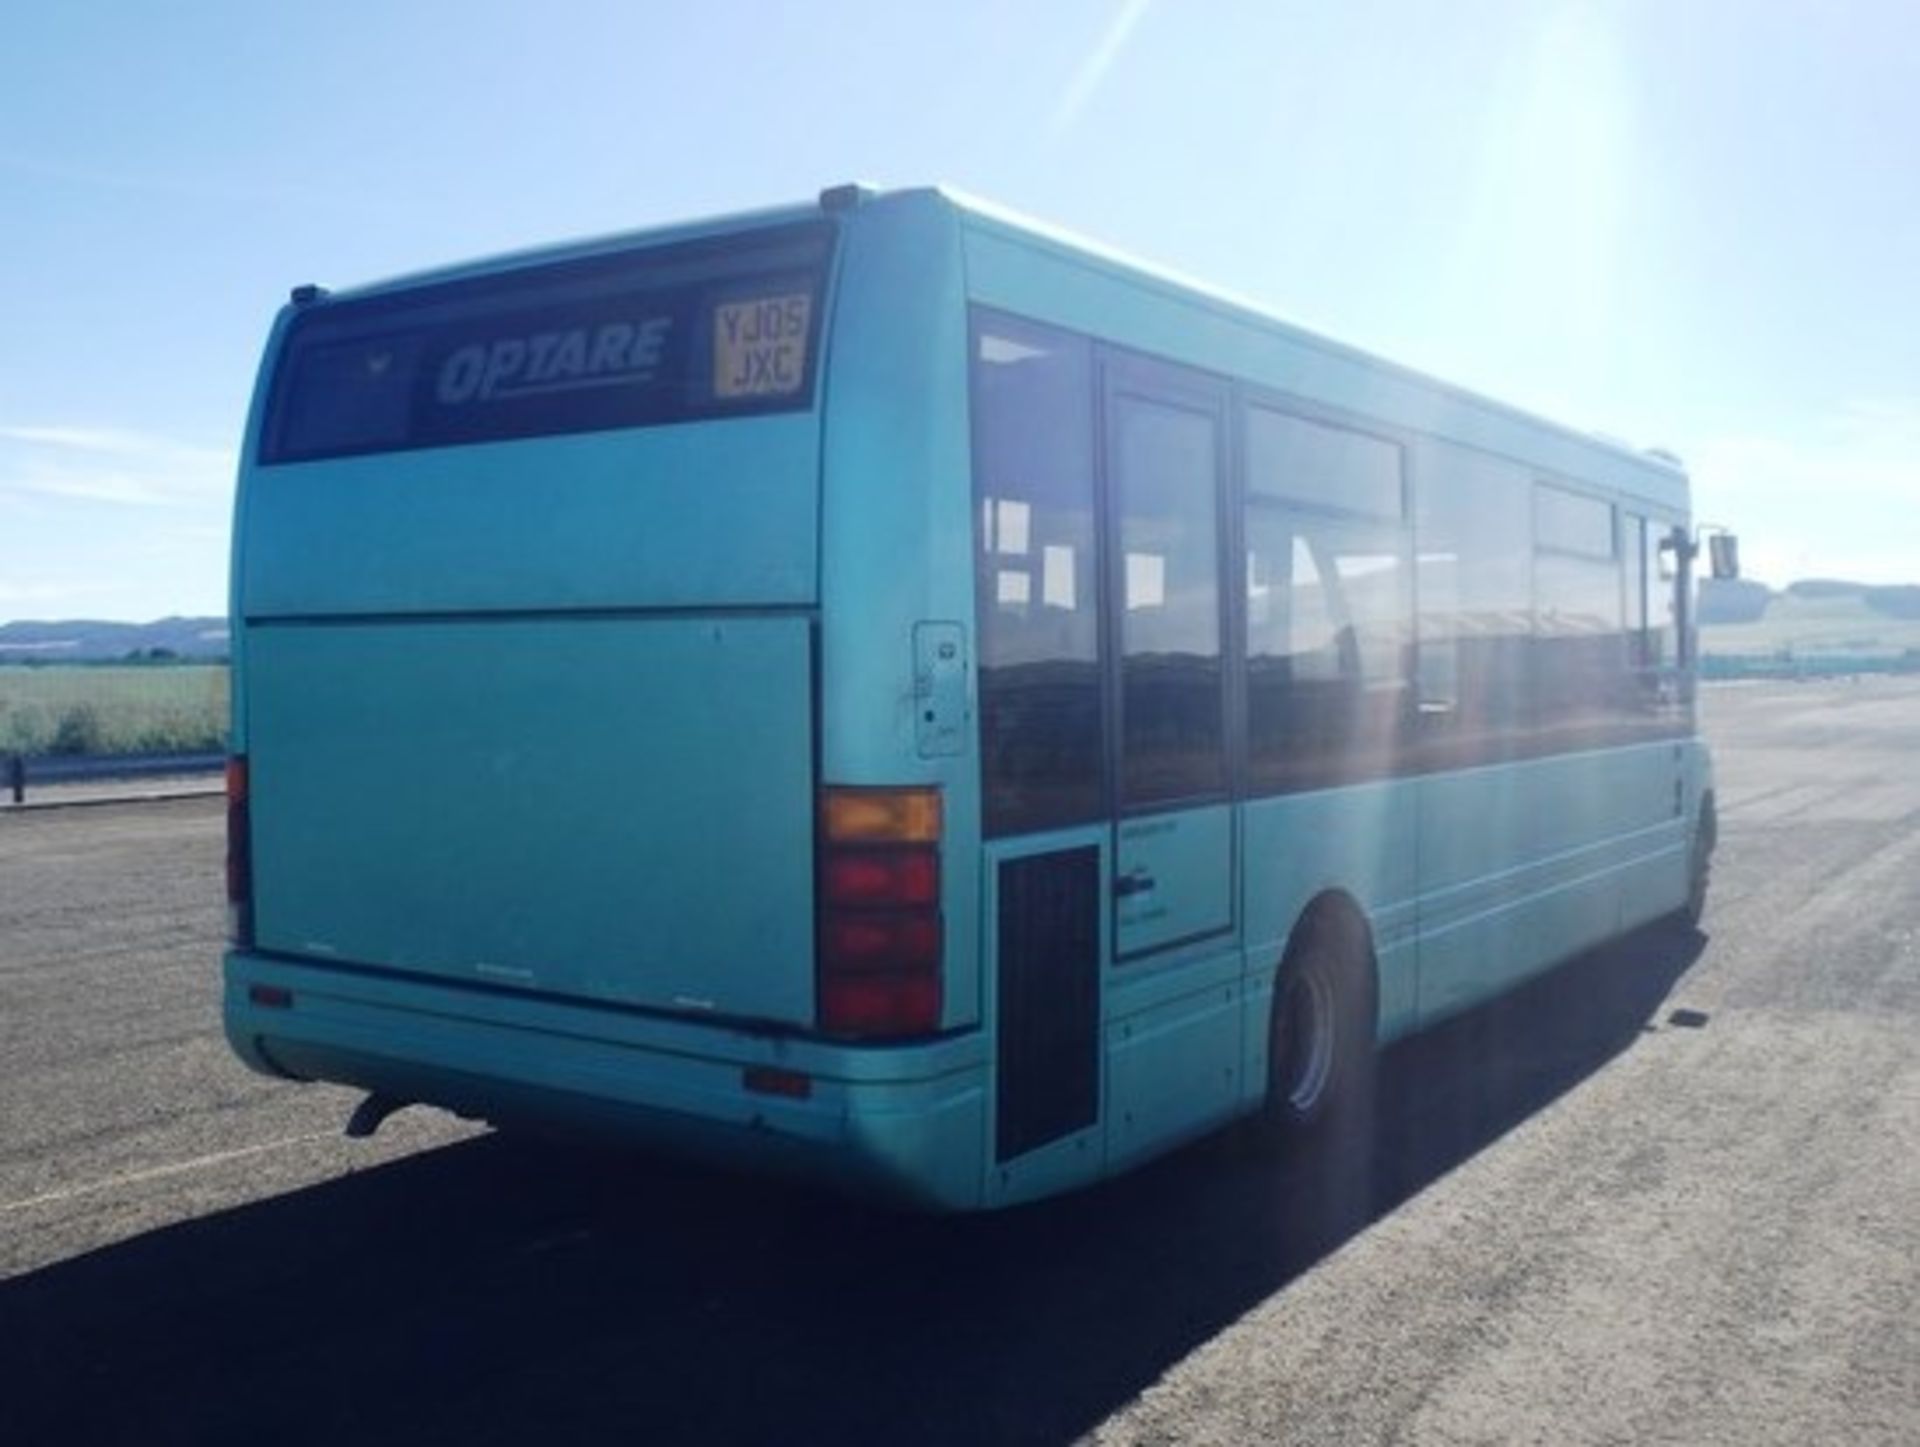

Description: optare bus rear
[225,193,990,1206]
[224,185,1721,1210]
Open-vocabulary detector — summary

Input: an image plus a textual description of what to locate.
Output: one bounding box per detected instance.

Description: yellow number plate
[714,293,812,399]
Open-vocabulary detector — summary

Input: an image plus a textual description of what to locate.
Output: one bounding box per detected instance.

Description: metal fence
[5,750,225,805]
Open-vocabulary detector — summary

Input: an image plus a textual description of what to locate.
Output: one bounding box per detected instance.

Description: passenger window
[1112,392,1225,806]
[1244,405,1410,791]
[1625,512,1649,658]
[1246,509,1409,790]
[1535,483,1615,558]
[1415,445,1532,759]
[1646,520,1678,669]
[1286,536,1341,681]
[972,315,1103,837]
[1532,483,1623,736]
[1246,408,1402,518]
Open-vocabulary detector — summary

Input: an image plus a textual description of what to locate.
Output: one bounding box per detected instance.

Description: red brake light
[820,911,941,972]
[821,847,939,909]
[819,972,942,1038]
[816,786,945,1040]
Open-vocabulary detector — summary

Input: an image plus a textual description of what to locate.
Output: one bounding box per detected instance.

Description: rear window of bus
[259,220,834,464]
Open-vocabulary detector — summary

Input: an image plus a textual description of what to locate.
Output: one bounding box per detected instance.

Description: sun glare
[1456,5,1630,411]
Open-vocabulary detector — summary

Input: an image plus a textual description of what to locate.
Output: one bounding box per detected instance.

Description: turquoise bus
[223,184,1724,1210]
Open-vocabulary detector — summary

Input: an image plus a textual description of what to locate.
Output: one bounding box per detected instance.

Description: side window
[1112,392,1225,806]
[1281,535,1340,682]
[1245,407,1403,517]
[1646,520,1679,669]
[972,314,1103,837]
[1244,407,1409,791]
[1648,516,1694,713]
[1532,482,1624,735]
[1624,511,1678,710]
[1415,444,1531,759]
[1625,512,1649,661]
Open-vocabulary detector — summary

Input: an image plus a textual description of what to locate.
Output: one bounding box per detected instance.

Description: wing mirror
[1707,532,1741,580]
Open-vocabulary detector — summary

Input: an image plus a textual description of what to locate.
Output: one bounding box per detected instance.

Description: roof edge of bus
[920,184,1688,484]
[301,198,833,306]
[280,178,1684,487]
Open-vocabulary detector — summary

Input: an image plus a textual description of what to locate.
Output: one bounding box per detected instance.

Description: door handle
[1114,870,1156,899]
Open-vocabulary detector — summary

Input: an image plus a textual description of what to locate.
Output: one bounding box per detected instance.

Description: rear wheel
[1262,916,1375,1140]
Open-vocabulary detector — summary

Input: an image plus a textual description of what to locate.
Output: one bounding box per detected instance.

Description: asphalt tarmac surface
[2,679,1916,1445]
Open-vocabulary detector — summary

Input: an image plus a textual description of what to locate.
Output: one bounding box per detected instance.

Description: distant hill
[1782,578,1862,600]
[1778,580,1920,617]
[0,617,229,662]
[1861,585,1920,620]
[1700,578,1920,666]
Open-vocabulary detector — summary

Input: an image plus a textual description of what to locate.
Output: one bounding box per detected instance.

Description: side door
[1102,356,1235,959]
[1098,354,1242,1172]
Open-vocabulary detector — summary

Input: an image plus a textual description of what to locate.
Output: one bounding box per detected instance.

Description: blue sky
[3,0,1915,621]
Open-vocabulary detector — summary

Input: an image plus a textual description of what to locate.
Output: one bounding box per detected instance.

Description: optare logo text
[436,318,673,405]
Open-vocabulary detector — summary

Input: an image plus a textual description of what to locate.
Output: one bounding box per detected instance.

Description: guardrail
[5,750,225,805]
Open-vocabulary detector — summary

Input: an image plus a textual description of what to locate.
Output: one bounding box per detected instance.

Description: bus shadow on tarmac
[2,921,1704,1447]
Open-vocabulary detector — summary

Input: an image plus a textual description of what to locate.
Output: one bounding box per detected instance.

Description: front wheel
[1682,794,1717,929]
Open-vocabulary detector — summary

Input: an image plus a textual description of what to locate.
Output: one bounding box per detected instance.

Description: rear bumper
[223,951,989,1211]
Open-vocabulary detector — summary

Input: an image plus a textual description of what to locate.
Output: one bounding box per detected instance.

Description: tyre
[1682,794,1717,929]
[1262,914,1375,1140]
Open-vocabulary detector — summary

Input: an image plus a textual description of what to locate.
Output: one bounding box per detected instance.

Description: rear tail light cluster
[817,786,942,1038]
[226,755,254,948]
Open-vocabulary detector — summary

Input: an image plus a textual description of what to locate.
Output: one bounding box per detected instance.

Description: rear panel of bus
[237,219,840,1028]
[225,194,991,1205]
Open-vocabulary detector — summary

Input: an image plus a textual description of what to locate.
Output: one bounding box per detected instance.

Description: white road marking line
[2,1131,339,1214]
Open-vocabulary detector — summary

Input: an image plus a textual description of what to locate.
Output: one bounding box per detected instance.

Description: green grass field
[1702,592,1920,662]
[0,665,229,756]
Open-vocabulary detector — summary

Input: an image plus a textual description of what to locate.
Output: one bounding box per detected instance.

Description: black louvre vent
[995,847,1100,1162]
